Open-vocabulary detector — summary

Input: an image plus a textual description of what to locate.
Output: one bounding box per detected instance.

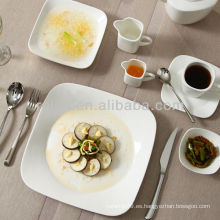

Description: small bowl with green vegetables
[179,128,220,174]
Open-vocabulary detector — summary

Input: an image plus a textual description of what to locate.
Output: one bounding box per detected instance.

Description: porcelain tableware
[182,61,220,98]
[113,17,152,53]
[21,83,156,216]
[157,68,195,123]
[121,59,155,87]
[162,0,218,24]
[161,55,220,118]
[28,0,107,69]
[179,128,220,174]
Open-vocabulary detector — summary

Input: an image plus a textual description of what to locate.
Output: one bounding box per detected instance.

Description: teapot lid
[167,0,218,11]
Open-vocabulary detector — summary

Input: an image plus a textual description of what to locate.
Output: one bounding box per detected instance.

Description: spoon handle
[169,84,195,123]
[0,108,11,136]
[4,116,27,166]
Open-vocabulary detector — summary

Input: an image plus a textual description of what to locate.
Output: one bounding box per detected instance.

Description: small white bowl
[179,128,220,174]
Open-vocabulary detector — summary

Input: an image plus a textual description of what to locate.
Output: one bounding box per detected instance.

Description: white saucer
[161,55,220,118]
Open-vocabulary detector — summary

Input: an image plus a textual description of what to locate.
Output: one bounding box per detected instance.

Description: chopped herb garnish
[91,146,97,151]
[77,31,85,42]
[78,141,83,147]
[64,32,77,46]
[95,140,101,146]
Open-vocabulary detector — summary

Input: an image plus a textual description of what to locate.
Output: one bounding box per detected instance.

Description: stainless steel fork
[4,89,41,166]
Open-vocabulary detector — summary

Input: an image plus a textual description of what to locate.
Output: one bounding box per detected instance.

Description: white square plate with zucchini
[21,83,156,216]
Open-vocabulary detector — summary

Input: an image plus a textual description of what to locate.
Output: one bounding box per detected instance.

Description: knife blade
[145,128,178,219]
[160,127,178,173]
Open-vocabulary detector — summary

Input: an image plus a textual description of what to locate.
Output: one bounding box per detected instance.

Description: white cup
[182,62,220,98]
[113,17,152,53]
[121,59,155,87]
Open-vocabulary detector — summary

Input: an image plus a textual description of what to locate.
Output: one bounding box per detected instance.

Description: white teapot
[162,0,218,24]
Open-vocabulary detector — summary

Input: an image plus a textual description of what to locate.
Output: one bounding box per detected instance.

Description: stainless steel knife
[145,128,178,219]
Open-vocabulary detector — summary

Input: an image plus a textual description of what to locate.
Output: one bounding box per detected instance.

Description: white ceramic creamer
[113,17,152,53]
[121,59,155,87]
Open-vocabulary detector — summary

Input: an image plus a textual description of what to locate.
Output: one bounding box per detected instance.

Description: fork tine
[28,89,36,104]
[26,88,41,113]
[36,90,41,104]
[27,89,37,112]
[28,89,36,107]
[32,89,41,110]
[33,90,40,105]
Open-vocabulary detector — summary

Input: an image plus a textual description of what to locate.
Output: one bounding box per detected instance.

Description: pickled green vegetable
[185,136,217,168]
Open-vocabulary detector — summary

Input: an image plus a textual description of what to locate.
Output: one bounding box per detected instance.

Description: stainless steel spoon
[0,82,24,136]
[4,89,40,166]
[156,68,195,123]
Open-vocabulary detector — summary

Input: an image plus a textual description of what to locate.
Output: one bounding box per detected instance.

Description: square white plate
[161,55,220,118]
[21,83,157,216]
[28,0,107,69]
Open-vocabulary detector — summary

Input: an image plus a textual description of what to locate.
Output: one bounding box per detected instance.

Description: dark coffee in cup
[184,65,211,90]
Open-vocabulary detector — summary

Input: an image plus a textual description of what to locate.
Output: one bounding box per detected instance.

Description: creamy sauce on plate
[46,109,134,192]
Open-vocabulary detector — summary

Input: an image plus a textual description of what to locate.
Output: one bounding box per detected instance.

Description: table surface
[0,0,220,220]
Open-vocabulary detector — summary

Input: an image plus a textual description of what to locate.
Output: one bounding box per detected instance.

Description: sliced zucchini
[62,132,79,149]
[62,148,80,163]
[96,151,112,169]
[88,125,107,140]
[70,156,87,172]
[99,136,115,154]
[83,158,100,176]
[74,123,91,140]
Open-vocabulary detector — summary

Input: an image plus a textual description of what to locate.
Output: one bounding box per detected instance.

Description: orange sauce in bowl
[127,65,144,78]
